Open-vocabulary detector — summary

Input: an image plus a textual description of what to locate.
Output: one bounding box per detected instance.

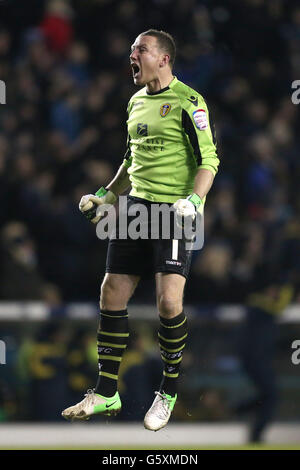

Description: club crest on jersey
[160,103,171,117]
[193,108,208,130]
[137,123,148,136]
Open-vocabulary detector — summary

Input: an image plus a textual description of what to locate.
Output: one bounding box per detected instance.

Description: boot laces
[77,389,96,408]
[153,391,171,420]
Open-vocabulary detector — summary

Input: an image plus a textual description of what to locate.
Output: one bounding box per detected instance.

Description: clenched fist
[79,188,117,224]
[173,193,203,229]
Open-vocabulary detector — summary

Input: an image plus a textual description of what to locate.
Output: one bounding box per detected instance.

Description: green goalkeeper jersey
[123,76,220,203]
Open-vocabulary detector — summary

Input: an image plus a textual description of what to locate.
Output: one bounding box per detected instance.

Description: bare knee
[100,277,117,310]
[100,274,139,310]
[157,295,182,319]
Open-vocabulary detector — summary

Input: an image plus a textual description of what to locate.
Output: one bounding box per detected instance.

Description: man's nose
[130,49,138,61]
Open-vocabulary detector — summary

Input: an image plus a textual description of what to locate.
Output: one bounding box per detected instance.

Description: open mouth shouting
[131,62,141,79]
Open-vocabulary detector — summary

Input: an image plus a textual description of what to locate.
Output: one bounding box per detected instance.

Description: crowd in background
[0,0,300,305]
[0,1,300,440]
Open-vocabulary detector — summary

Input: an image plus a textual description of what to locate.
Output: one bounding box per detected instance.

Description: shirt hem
[129,188,191,203]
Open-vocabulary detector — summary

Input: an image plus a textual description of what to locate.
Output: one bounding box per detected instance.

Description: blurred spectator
[39,0,74,55]
[66,328,97,404]
[65,41,90,87]
[0,221,61,301]
[0,380,17,422]
[188,242,235,304]
[233,283,294,443]
[25,322,69,421]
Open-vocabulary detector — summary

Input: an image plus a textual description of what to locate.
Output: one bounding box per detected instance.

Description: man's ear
[160,54,170,67]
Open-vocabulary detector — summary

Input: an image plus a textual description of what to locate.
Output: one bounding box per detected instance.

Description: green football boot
[62,389,121,421]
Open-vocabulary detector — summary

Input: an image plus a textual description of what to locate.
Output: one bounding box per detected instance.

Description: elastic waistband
[128,195,173,207]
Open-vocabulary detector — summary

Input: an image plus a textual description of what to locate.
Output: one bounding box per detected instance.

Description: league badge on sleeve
[192,108,208,130]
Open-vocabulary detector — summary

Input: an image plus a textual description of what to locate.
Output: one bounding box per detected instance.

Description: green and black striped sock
[158,311,188,397]
[94,309,129,397]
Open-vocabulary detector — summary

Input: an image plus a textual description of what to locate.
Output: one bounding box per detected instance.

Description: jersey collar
[146,76,178,95]
[168,76,178,89]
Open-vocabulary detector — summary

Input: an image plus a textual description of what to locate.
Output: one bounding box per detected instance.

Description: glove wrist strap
[187,193,203,209]
[95,186,108,198]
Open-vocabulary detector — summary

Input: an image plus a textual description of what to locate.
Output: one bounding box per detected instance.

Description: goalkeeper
[62,29,219,431]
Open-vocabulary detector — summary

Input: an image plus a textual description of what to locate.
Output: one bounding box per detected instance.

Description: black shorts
[106,196,193,279]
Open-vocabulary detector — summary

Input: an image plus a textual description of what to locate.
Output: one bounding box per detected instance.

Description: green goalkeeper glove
[79,187,117,224]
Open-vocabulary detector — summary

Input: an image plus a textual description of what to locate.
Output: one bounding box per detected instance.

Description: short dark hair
[140,29,176,68]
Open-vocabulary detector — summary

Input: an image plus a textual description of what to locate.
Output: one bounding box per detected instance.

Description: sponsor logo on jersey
[137,123,148,136]
[187,95,198,106]
[160,103,171,117]
[192,108,208,130]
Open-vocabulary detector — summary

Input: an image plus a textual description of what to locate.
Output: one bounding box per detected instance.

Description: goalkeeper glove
[79,187,117,224]
[173,193,203,229]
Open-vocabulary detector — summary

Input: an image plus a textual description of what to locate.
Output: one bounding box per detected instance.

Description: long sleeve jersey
[123,76,220,203]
